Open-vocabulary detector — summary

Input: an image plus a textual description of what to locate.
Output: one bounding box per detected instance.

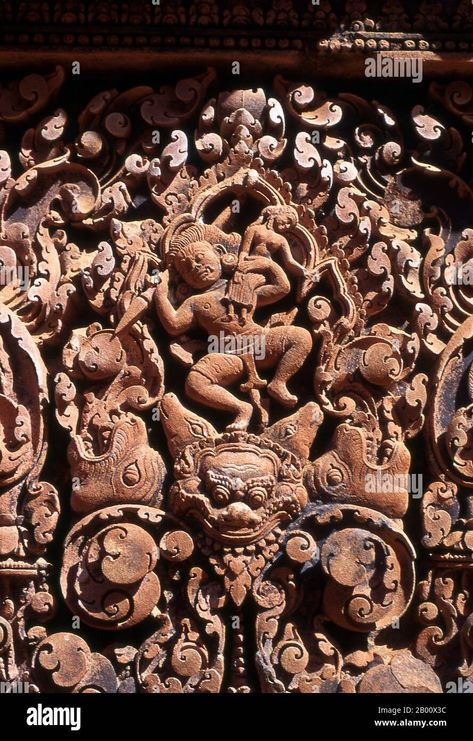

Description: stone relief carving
[1,63,473,694]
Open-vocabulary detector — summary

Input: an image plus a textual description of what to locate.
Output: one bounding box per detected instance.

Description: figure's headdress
[164,218,240,260]
[261,204,298,225]
[167,223,209,264]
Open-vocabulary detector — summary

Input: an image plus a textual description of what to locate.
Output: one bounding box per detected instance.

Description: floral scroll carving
[2,64,473,694]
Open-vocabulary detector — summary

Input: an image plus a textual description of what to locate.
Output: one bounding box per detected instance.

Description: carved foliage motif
[1,65,473,693]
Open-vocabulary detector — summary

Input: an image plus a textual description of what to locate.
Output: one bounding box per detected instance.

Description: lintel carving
[1,61,473,694]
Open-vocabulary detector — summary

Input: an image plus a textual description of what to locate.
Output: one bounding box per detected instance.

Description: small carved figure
[224,205,315,323]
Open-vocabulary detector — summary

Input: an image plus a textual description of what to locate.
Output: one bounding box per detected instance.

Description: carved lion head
[169,432,307,545]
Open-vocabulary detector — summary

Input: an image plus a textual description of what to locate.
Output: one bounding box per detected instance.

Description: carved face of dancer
[173,241,222,289]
